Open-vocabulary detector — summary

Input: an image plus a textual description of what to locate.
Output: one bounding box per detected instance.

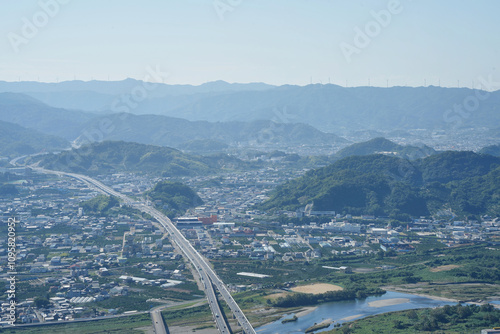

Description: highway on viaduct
[34,167,256,334]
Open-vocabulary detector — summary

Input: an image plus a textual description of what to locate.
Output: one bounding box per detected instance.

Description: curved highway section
[33,167,256,334]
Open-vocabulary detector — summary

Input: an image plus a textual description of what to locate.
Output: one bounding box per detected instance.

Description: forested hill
[479,144,500,157]
[258,151,500,219]
[335,137,436,160]
[32,141,258,176]
[0,120,69,157]
[146,181,203,218]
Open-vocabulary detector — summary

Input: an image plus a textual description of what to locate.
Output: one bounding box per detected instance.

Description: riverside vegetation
[326,304,500,333]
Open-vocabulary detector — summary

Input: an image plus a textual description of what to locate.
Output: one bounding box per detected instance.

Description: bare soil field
[291,283,343,294]
[266,292,290,300]
[429,264,461,272]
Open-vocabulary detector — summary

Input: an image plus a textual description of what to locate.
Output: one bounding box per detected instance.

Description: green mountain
[0,120,69,157]
[80,195,120,216]
[417,151,500,183]
[33,141,257,176]
[75,113,347,149]
[0,93,95,140]
[6,83,500,140]
[335,137,436,160]
[146,181,203,218]
[161,85,500,133]
[258,152,500,219]
[479,144,500,157]
[0,93,347,150]
[4,81,500,136]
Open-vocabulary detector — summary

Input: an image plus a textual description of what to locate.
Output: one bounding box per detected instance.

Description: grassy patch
[325,304,500,334]
[161,304,213,326]
[1,313,152,334]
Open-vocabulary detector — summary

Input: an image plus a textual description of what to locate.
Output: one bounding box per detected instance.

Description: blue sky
[1,0,499,87]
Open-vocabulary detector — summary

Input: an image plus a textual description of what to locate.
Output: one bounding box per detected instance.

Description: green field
[325,304,500,334]
[1,313,152,334]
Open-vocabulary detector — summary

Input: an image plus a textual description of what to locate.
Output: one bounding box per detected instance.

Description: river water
[256,291,458,333]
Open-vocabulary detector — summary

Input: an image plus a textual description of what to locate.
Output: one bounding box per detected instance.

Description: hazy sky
[1,0,499,87]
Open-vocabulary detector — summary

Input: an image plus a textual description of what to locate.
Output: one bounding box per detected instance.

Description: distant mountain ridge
[0,93,346,150]
[480,144,500,157]
[164,85,500,132]
[73,113,348,149]
[0,120,69,157]
[0,79,274,95]
[1,81,498,134]
[0,92,95,140]
[0,79,275,111]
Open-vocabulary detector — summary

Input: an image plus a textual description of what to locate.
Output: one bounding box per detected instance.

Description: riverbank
[382,283,500,304]
[382,286,460,303]
[295,306,318,318]
[255,290,459,334]
[367,298,410,308]
[305,318,332,333]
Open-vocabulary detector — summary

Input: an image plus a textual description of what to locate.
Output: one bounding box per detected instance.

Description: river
[256,291,458,333]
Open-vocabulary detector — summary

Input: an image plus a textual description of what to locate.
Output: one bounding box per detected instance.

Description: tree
[0,184,18,196]
[34,297,51,309]
[393,319,404,329]
[407,309,418,320]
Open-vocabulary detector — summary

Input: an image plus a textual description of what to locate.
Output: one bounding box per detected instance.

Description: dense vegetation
[335,137,436,160]
[0,313,152,334]
[0,172,20,196]
[0,183,18,196]
[272,287,385,308]
[80,195,120,216]
[480,144,500,157]
[327,304,500,333]
[259,151,500,218]
[147,180,203,218]
[0,119,68,157]
[34,141,255,176]
[0,172,19,183]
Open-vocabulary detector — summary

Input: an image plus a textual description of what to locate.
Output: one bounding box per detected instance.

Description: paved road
[151,308,167,334]
[34,167,256,334]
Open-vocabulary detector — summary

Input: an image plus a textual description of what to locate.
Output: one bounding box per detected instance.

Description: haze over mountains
[1,76,498,221]
[0,120,68,157]
[1,80,500,159]
[0,92,95,140]
[72,113,347,149]
[0,79,274,112]
[1,80,499,135]
[0,92,346,156]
